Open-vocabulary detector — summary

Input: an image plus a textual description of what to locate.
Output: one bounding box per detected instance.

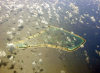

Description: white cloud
[69,3,79,14]
[90,16,96,22]
[95,50,100,56]
[0,51,6,57]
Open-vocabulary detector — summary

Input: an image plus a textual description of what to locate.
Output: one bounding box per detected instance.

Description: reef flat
[14,26,86,52]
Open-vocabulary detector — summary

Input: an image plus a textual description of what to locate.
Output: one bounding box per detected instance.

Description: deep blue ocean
[63,0,100,73]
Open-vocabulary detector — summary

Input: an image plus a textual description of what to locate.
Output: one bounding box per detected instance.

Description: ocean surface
[0,0,100,73]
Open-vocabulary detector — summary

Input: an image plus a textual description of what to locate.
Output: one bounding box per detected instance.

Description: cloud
[69,3,79,14]
[90,16,96,22]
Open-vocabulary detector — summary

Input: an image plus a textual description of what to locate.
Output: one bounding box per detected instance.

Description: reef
[14,26,86,52]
